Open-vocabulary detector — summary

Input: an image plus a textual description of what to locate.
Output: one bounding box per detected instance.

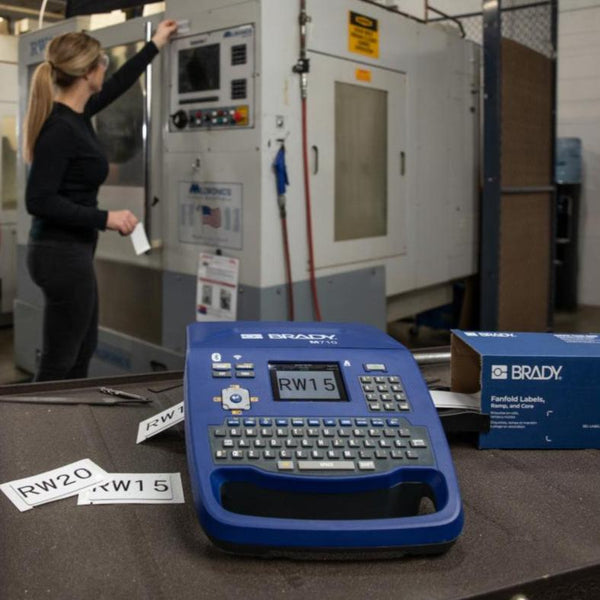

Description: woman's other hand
[107,210,138,236]
[152,20,178,50]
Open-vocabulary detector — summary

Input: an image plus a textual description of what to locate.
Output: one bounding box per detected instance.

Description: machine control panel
[169,24,255,131]
[184,322,464,556]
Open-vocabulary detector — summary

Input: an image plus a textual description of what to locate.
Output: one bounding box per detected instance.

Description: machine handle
[312,145,319,175]
[143,20,153,252]
[400,151,406,176]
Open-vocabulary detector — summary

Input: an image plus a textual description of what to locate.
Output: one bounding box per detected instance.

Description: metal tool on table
[0,387,150,406]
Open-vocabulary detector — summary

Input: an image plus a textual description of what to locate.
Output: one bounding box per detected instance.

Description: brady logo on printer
[491,363,563,381]
[268,333,338,341]
[465,331,517,338]
[240,332,339,342]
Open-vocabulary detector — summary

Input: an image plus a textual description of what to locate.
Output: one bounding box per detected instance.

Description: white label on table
[136,402,185,443]
[1,459,109,512]
[78,473,184,505]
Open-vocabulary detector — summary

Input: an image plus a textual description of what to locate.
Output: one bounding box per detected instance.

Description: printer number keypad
[359,375,410,412]
[209,418,432,474]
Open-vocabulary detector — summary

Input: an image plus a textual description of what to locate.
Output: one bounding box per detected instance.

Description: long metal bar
[501,186,555,194]
[426,5,466,37]
[427,1,550,22]
[548,0,558,328]
[480,0,502,330]
[143,20,153,252]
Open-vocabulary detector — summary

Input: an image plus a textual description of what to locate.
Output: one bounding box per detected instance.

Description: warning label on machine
[348,11,379,58]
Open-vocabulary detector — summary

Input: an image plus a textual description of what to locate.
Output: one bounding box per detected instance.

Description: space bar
[297,461,355,471]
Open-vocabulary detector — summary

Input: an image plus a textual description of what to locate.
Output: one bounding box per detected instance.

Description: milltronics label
[348,11,379,58]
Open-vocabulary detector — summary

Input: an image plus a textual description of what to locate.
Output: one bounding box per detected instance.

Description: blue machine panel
[185,322,463,557]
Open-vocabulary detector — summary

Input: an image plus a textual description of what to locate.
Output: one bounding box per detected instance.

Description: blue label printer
[185,322,463,557]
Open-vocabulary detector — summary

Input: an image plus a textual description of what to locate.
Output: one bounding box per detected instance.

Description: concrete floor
[1,306,600,385]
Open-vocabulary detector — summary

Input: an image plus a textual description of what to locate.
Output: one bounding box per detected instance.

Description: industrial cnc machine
[14,0,479,376]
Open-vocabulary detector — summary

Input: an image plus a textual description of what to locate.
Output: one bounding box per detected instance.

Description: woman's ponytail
[23,61,54,164]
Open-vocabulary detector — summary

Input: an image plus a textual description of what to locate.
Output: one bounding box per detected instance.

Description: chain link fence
[429,1,554,58]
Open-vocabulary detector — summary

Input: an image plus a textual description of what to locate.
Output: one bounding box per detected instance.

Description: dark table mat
[1,374,599,600]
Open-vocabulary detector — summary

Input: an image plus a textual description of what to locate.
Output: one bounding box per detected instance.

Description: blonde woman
[24,19,177,381]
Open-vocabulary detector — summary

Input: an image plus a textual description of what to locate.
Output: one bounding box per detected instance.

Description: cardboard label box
[450,331,600,449]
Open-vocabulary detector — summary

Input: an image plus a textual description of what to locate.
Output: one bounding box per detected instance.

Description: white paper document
[78,473,184,505]
[136,402,185,443]
[131,222,151,255]
[1,459,110,512]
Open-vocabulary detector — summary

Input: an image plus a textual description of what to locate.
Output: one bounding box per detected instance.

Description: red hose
[301,97,322,321]
[280,215,295,321]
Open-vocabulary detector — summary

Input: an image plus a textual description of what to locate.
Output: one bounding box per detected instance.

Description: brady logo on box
[491,363,563,381]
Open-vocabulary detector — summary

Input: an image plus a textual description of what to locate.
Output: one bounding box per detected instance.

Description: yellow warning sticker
[355,68,372,82]
[348,11,379,59]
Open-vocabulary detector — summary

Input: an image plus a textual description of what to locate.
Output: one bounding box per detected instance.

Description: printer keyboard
[209,417,434,475]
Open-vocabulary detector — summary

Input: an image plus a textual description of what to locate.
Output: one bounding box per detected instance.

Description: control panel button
[236,363,254,370]
[212,362,232,370]
[364,363,387,372]
[236,370,255,378]
[222,386,251,410]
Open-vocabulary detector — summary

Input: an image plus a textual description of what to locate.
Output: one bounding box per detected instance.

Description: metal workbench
[1,370,599,600]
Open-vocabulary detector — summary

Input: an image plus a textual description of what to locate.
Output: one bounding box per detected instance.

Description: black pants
[27,240,98,382]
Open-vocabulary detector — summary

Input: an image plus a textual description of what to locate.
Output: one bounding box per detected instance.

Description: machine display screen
[269,363,348,401]
[178,44,220,93]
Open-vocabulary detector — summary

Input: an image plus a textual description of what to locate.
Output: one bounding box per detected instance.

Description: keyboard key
[298,461,354,471]
[215,450,227,459]
[410,439,427,448]
[358,461,376,470]
[277,460,294,471]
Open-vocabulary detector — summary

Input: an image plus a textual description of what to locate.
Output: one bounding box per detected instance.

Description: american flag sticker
[202,206,221,228]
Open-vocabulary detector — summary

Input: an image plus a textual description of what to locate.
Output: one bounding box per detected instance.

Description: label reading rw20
[0,459,109,512]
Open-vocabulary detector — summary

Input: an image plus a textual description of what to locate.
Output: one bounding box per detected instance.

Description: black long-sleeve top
[26,41,159,244]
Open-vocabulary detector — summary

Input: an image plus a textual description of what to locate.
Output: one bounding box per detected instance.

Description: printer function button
[358,460,376,470]
[364,364,387,372]
[212,362,232,370]
[388,376,400,383]
[235,363,254,370]
[213,371,232,378]
[410,439,427,448]
[360,376,374,383]
[406,451,419,459]
[277,461,295,471]
[236,370,255,378]
[215,450,228,459]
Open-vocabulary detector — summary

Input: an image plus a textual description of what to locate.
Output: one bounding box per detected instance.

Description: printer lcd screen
[269,363,348,401]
